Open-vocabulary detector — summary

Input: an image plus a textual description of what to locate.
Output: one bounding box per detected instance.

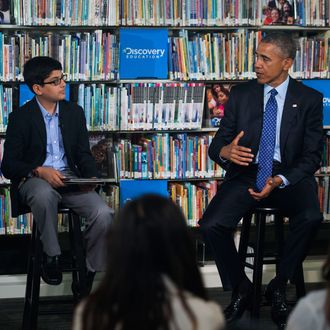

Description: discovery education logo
[120,28,168,79]
[123,47,166,59]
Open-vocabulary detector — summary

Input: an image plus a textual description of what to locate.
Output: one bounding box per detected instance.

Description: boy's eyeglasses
[42,73,67,86]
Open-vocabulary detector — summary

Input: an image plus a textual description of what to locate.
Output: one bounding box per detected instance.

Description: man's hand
[248,176,283,201]
[220,131,254,166]
[35,167,66,188]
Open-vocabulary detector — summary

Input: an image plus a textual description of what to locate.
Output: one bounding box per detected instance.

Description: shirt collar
[264,75,290,99]
[36,97,59,118]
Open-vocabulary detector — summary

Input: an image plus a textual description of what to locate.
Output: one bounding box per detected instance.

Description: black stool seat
[238,206,306,318]
[22,207,88,330]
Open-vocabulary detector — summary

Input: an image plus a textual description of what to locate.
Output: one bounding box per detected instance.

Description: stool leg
[23,222,42,330]
[274,215,284,275]
[238,213,252,265]
[69,213,88,300]
[251,213,266,319]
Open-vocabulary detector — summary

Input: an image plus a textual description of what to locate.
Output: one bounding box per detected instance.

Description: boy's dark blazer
[1,97,98,217]
[208,78,324,186]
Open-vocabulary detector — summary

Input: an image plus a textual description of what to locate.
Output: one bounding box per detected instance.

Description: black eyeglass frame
[42,73,67,86]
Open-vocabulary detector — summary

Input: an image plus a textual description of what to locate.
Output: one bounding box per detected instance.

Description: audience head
[23,56,63,93]
[82,194,207,330]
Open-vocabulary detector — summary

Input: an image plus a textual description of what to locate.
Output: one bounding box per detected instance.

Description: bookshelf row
[0,29,329,82]
[2,79,330,133]
[0,82,207,132]
[9,0,330,27]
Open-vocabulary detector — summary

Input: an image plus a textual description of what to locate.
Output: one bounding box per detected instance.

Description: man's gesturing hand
[219,131,254,166]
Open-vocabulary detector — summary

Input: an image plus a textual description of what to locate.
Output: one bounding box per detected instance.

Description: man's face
[255,42,292,87]
[34,70,66,102]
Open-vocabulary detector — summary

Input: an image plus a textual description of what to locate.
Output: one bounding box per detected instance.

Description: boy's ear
[32,84,43,96]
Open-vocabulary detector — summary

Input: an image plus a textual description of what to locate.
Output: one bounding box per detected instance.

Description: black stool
[238,207,306,318]
[22,208,88,330]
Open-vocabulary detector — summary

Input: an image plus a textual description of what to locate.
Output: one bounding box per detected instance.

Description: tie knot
[270,89,278,97]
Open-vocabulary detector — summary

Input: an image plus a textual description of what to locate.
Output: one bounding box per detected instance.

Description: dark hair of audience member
[322,248,330,324]
[81,194,208,330]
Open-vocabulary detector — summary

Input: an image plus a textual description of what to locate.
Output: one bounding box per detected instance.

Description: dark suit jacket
[1,98,98,217]
[208,78,323,186]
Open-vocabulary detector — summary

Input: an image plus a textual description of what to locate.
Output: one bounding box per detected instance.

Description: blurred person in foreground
[72,194,225,330]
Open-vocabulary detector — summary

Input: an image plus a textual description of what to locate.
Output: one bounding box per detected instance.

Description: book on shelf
[89,135,118,181]
[120,82,205,130]
[0,0,13,24]
[204,82,235,128]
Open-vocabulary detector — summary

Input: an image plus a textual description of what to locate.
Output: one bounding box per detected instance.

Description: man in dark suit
[1,56,113,290]
[199,32,323,326]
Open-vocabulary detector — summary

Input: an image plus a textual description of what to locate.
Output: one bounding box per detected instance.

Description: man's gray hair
[261,32,297,60]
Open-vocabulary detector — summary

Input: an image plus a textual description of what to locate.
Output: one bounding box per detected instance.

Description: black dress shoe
[265,285,289,328]
[224,293,252,323]
[41,254,62,285]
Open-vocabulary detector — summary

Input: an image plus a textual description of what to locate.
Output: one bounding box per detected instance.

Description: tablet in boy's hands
[62,178,105,185]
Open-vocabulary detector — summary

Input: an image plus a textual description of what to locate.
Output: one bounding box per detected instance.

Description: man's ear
[283,58,293,71]
[32,84,43,96]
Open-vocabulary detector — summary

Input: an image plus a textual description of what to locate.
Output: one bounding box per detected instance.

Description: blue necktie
[256,89,278,192]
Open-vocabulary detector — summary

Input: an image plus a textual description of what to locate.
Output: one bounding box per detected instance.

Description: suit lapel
[280,78,300,156]
[30,97,47,145]
[251,81,264,153]
[58,101,69,145]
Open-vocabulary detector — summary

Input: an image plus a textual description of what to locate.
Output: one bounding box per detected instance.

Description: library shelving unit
[0,0,330,277]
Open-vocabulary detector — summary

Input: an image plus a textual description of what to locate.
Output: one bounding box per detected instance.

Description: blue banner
[119,179,168,206]
[119,28,168,79]
[302,79,330,127]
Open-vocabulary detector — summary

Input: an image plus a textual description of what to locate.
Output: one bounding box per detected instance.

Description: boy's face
[33,70,66,102]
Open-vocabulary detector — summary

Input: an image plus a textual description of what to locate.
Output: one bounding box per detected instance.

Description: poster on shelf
[261,0,296,25]
[19,83,70,106]
[0,0,12,24]
[204,83,235,127]
[302,80,330,127]
[119,179,168,206]
[119,28,168,79]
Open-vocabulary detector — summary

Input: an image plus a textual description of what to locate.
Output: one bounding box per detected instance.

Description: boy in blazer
[1,56,113,290]
[199,32,323,327]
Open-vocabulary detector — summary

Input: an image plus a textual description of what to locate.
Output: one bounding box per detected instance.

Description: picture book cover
[90,135,117,179]
[262,0,295,26]
[0,0,13,24]
[205,83,234,127]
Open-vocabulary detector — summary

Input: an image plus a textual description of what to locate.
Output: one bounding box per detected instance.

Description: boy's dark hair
[262,31,297,60]
[23,56,62,93]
